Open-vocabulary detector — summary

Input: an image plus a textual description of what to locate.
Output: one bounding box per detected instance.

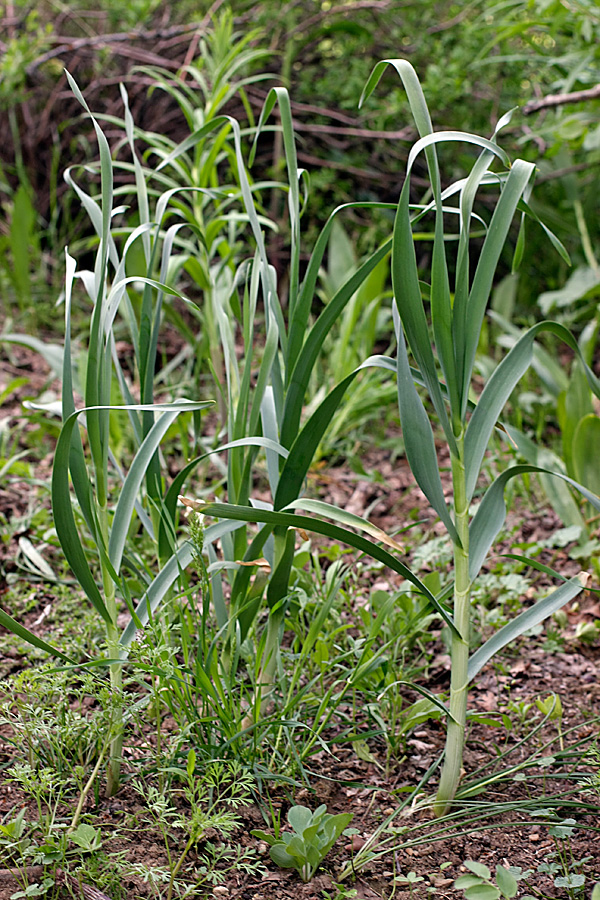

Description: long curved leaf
[393,305,459,544]
[460,159,535,411]
[284,498,405,552]
[470,464,600,580]
[251,87,301,317]
[285,202,394,381]
[464,320,598,502]
[53,402,209,623]
[108,404,211,574]
[119,542,195,649]
[275,371,359,510]
[281,237,391,449]
[392,168,456,450]
[158,437,289,561]
[52,411,110,625]
[0,607,75,664]
[468,574,589,682]
[197,501,458,635]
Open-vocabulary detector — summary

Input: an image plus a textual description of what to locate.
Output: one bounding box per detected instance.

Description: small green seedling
[454,861,518,900]
[396,871,425,896]
[252,804,353,882]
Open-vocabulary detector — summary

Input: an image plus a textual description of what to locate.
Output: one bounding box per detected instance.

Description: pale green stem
[434,436,471,816]
[167,833,196,900]
[105,634,123,797]
[68,738,109,834]
[99,505,123,798]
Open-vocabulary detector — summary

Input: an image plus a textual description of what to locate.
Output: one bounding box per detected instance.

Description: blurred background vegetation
[0,0,599,325]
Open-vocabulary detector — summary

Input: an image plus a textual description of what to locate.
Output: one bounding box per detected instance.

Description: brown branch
[180,0,227,79]
[25,22,208,74]
[293,120,414,140]
[0,866,45,885]
[523,83,600,115]
[247,88,360,126]
[427,8,470,33]
[286,0,393,38]
[536,160,600,184]
[296,150,393,182]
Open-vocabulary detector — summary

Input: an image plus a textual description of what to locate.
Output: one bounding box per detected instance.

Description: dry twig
[523,83,600,114]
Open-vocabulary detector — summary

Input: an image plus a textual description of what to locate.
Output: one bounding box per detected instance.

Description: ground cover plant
[0,19,600,900]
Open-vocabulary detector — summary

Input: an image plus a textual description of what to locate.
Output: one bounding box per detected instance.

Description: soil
[0,345,599,900]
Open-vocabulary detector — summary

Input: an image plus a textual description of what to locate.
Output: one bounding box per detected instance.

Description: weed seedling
[454,861,519,899]
[133,752,263,899]
[252,803,354,883]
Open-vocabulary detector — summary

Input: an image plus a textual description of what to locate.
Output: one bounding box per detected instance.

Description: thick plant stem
[434,436,471,816]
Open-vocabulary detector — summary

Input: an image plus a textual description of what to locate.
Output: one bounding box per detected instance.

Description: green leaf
[69,823,101,851]
[52,402,209,625]
[250,829,276,846]
[269,843,297,868]
[496,865,518,898]
[460,160,535,414]
[499,554,569,583]
[465,320,600,501]
[538,266,600,315]
[395,682,457,724]
[282,235,391,447]
[464,886,500,900]
[455,875,485,890]
[548,819,576,839]
[287,804,313,836]
[0,607,74,664]
[251,87,301,317]
[276,371,357,509]
[466,862,492,880]
[504,427,587,533]
[469,464,600,581]
[284,498,404,552]
[468,574,588,682]
[396,697,445,736]
[392,168,456,452]
[554,874,585,889]
[392,304,459,544]
[196,501,458,635]
[109,405,209,574]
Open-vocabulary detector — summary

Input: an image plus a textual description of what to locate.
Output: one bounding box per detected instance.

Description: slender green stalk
[96,502,123,798]
[435,433,471,816]
[68,739,109,833]
[167,834,196,900]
